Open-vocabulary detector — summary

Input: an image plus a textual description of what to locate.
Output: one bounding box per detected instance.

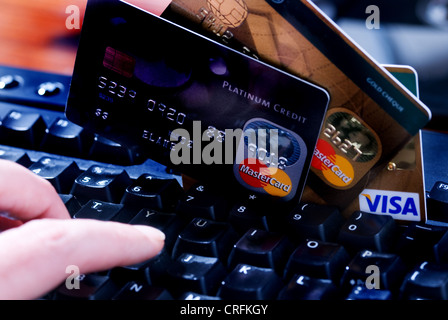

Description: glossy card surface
[65,0,330,204]
[158,0,432,210]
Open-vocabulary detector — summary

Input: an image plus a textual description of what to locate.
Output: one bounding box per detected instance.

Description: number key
[176,184,229,221]
[228,193,275,234]
[285,203,345,243]
[29,157,81,194]
[121,174,184,211]
[70,165,132,204]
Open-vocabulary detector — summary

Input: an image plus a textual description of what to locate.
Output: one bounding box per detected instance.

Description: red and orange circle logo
[238,158,292,197]
[312,139,354,187]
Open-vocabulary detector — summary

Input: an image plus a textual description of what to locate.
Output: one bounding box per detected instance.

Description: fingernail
[132,225,166,242]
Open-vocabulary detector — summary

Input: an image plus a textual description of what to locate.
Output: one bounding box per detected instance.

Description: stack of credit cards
[152,0,432,214]
[66,0,330,207]
[66,0,432,220]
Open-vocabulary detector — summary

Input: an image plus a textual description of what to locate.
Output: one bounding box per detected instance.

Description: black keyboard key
[228,204,270,234]
[426,181,448,223]
[179,292,221,300]
[0,74,21,89]
[285,203,345,243]
[129,209,185,251]
[0,110,47,148]
[346,286,392,300]
[59,194,82,218]
[29,157,81,194]
[36,81,64,97]
[400,262,448,300]
[176,184,229,221]
[277,274,339,300]
[70,165,132,204]
[0,146,32,166]
[340,250,406,293]
[337,211,397,253]
[172,218,238,262]
[121,174,184,211]
[283,240,350,282]
[41,117,92,157]
[54,273,118,300]
[109,249,172,287]
[73,200,124,221]
[218,264,282,300]
[228,228,293,273]
[395,223,448,265]
[227,193,276,234]
[112,281,173,300]
[166,254,226,297]
[89,135,140,166]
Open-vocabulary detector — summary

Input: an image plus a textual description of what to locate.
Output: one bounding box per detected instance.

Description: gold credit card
[344,65,427,223]
[155,0,432,210]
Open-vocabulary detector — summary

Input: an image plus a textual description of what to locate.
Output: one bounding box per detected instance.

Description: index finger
[0,218,165,300]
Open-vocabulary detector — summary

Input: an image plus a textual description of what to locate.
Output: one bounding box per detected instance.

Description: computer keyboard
[1,65,448,301]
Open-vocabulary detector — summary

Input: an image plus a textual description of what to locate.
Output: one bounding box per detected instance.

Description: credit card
[345,65,427,223]
[158,0,432,210]
[65,0,330,204]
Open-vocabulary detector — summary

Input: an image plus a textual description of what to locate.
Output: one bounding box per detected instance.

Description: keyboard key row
[1,154,181,213]
[13,154,448,274]
[52,252,448,300]
[62,193,448,299]
[5,145,448,300]
[0,111,141,165]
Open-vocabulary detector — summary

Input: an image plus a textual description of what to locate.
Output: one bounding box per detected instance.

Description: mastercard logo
[238,158,292,197]
[311,139,354,187]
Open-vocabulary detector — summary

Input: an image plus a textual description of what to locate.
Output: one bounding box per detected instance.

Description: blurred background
[0,0,87,75]
[0,0,447,130]
[313,0,448,131]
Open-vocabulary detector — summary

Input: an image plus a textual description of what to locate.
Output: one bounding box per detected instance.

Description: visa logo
[359,189,421,221]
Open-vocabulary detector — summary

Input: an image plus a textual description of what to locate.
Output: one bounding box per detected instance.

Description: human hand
[0,160,165,300]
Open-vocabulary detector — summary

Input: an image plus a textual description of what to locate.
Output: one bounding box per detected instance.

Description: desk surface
[0,0,87,75]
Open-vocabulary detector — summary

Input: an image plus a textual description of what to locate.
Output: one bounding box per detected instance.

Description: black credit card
[65,0,330,203]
